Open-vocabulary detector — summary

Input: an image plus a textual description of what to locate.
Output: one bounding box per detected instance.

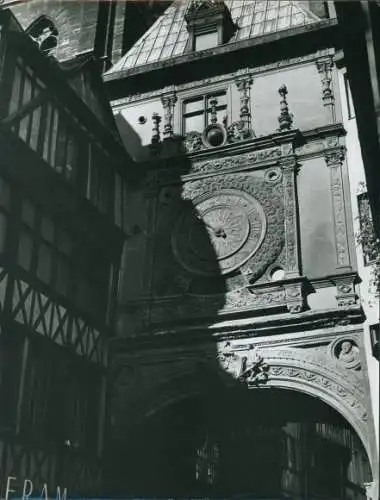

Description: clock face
[171,190,267,276]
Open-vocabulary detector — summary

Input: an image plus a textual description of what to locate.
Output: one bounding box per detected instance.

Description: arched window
[25,15,58,55]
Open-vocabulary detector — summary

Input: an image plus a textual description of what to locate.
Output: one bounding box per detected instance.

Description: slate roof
[106,0,320,74]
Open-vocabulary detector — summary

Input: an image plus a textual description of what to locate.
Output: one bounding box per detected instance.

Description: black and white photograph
[0,0,379,498]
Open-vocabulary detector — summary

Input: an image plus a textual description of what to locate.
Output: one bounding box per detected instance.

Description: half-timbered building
[0,8,127,496]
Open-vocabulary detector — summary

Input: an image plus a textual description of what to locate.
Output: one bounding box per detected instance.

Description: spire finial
[150,112,162,155]
[278,84,293,132]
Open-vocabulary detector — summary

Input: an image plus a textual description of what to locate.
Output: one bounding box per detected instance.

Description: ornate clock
[171,189,267,276]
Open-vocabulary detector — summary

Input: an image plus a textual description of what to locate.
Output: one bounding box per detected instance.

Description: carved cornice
[109,323,365,361]
[145,125,344,183]
[152,130,299,183]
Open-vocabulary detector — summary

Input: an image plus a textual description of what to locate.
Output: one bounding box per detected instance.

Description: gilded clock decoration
[172,190,267,276]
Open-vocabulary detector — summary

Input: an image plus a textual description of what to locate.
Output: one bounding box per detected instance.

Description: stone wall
[12,0,99,61]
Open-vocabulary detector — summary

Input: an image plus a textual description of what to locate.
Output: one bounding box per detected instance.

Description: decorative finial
[209,97,218,124]
[150,112,162,155]
[151,112,161,144]
[278,84,293,132]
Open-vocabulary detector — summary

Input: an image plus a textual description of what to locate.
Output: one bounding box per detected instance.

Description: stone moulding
[122,277,308,327]
[215,343,374,472]
[110,342,376,480]
[152,126,345,184]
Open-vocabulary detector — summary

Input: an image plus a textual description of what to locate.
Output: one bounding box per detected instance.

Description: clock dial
[172,190,267,276]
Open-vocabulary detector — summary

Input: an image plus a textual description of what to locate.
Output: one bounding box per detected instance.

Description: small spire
[209,97,218,124]
[151,112,162,145]
[150,112,162,155]
[278,84,293,132]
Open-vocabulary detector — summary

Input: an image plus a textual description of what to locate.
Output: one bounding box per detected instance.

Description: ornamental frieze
[188,147,282,175]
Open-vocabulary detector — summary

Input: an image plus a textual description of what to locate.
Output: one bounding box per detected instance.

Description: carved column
[316,56,335,123]
[161,92,177,139]
[324,148,351,271]
[281,157,301,278]
[235,74,253,130]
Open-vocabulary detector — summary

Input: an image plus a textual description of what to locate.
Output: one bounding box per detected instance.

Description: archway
[110,386,373,498]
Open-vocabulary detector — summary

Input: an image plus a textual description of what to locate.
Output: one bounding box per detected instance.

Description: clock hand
[195,215,227,238]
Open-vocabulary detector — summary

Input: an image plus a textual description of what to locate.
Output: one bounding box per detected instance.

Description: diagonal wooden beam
[0,90,49,126]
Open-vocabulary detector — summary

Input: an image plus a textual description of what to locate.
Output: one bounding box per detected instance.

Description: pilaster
[316,55,336,123]
[161,92,177,139]
[324,147,352,271]
[280,156,301,278]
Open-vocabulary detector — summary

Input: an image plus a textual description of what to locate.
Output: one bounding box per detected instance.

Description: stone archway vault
[112,345,378,490]
[227,346,378,480]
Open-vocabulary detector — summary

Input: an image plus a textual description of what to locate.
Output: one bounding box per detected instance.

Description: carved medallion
[171,190,267,276]
[331,338,361,370]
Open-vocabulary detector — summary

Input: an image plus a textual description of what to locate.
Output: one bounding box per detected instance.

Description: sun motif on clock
[171,190,267,276]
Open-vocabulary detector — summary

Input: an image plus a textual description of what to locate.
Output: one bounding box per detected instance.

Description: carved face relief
[171,190,267,276]
[333,339,361,370]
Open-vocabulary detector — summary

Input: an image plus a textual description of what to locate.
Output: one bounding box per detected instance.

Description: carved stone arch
[259,347,377,476]
[112,347,377,482]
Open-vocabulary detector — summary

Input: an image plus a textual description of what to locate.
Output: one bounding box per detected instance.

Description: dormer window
[195,31,218,51]
[185,0,236,52]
